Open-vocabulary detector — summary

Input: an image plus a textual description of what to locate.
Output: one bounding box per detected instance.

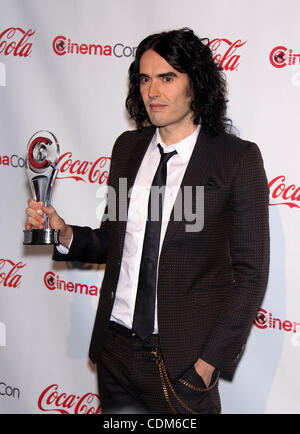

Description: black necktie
[132,144,177,340]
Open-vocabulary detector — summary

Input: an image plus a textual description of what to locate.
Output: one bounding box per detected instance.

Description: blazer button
[111,291,115,299]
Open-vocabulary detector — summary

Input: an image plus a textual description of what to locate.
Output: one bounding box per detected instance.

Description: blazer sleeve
[200,142,270,379]
[52,223,110,264]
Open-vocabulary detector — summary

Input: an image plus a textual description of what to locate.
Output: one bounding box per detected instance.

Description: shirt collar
[150,125,200,164]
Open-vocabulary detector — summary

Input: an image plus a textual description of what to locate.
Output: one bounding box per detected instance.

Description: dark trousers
[96,321,221,414]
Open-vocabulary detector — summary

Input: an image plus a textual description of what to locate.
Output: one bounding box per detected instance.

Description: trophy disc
[26,131,60,173]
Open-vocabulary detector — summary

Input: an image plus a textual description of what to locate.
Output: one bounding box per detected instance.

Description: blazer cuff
[52,225,90,262]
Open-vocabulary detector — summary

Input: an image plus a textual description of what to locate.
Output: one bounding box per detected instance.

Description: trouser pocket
[174,365,221,414]
[151,348,220,414]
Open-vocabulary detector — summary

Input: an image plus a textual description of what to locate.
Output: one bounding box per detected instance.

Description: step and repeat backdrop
[0,0,299,414]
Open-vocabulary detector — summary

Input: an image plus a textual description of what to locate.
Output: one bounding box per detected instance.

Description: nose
[148,79,160,98]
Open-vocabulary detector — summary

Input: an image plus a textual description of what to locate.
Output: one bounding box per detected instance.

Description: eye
[139,76,150,85]
[163,76,174,83]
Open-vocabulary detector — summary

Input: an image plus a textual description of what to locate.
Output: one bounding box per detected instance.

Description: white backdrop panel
[0,0,299,414]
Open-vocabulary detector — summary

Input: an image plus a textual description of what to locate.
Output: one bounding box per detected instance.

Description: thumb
[41,205,66,232]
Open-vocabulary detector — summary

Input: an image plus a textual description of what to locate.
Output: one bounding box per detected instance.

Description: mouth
[149,103,167,111]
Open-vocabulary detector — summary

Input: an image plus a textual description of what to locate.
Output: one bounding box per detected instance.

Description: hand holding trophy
[23,131,60,245]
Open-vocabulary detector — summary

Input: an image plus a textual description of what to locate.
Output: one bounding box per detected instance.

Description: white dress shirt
[110,126,200,332]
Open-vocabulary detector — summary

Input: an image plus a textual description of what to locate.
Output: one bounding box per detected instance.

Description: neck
[158,122,198,146]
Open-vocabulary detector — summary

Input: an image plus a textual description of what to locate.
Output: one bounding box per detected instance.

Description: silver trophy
[23,131,60,245]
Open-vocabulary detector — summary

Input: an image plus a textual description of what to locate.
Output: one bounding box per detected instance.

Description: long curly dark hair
[126,28,233,137]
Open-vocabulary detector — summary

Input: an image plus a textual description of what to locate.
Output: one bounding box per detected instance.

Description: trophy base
[23,229,60,245]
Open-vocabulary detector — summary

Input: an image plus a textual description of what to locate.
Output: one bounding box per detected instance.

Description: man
[25,28,270,414]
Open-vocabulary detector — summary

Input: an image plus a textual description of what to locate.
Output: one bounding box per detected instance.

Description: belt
[108,321,159,342]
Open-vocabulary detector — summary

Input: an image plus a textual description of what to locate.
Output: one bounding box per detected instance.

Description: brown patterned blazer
[53,126,270,382]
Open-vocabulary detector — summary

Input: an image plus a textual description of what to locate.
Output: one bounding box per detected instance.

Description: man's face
[139,49,193,132]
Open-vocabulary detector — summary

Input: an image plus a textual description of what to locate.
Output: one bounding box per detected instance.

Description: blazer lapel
[161,128,215,252]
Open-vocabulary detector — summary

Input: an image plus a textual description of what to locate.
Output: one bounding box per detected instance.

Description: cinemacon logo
[0,381,20,399]
[44,271,100,297]
[53,35,137,58]
[0,153,25,168]
[270,45,300,68]
[254,308,300,334]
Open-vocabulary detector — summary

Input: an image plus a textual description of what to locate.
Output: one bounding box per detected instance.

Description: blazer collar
[121,125,214,201]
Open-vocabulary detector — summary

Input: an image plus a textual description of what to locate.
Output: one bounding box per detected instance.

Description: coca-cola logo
[269,175,300,209]
[208,38,247,71]
[0,259,26,288]
[56,152,110,184]
[38,384,101,414]
[0,27,35,57]
[270,45,300,68]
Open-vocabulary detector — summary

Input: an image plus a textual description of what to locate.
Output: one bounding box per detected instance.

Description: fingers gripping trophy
[23,131,60,245]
